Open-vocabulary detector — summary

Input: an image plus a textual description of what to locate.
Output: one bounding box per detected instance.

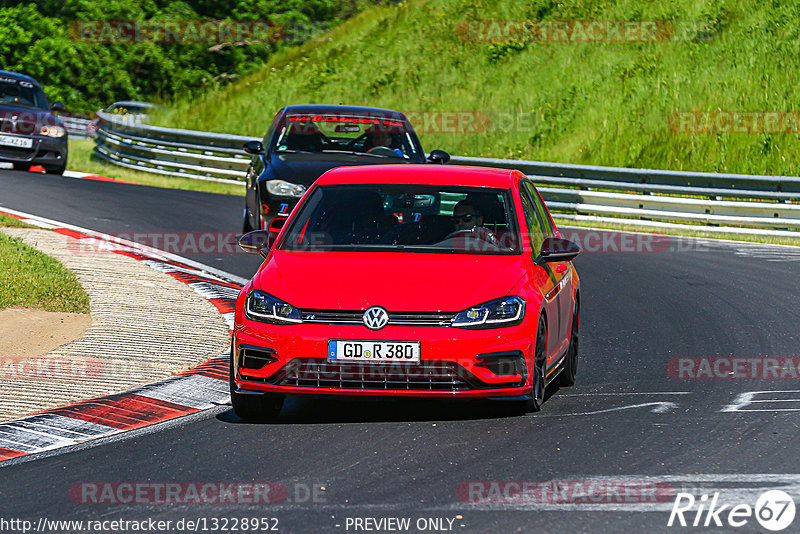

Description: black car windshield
[0,78,47,109]
[273,114,423,160]
[280,184,521,254]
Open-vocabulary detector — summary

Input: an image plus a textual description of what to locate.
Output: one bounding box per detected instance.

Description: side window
[264,111,283,148]
[523,182,555,238]
[519,187,545,255]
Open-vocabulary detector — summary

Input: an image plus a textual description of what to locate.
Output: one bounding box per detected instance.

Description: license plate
[328,340,420,363]
[0,134,32,149]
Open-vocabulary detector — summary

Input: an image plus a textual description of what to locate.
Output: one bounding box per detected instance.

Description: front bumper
[0,133,67,167]
[232,321,534,398]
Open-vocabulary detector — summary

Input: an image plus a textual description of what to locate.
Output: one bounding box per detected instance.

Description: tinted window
[519,185,546,254]
[523,181,556,238]
[280,184,520,254]
[0,78,47,109]
[272,114,423,160]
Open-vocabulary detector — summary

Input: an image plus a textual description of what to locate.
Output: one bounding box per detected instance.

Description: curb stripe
[0,448,27,461]
[0,207,246,464]
[179,358,229,381]
[136,374,230,410]
[52,394,199,431]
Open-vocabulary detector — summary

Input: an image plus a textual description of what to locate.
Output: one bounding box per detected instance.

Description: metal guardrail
[93,111,800,236]
[61,116,95,139]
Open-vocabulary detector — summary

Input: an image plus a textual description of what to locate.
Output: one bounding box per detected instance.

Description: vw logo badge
[363,306,389,330]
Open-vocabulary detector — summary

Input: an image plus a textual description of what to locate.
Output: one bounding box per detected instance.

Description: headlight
[40,125,66,138]
[266,179,307,198]
[245,290,302,324]
[452,296,525,329]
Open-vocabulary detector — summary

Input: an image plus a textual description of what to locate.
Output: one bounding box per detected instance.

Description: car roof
[316,164,520,188]
[282,104,409,120]
[108,101,155,109]
[0,70,42,87]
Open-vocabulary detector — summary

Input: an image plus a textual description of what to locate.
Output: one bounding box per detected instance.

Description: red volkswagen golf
[231,165,580,420]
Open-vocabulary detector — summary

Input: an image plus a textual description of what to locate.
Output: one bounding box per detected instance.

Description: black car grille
[0,145,34,160]
[276,358,471,391]
[300,310,455,327]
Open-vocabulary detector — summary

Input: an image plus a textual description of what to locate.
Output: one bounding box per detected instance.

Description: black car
[0,70,68,175]
[241,104,450,232]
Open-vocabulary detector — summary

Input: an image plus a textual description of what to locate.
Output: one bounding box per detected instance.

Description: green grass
[151,0,800,177]
[68,139,245,196]
[0,232,90,313]
[0,213,35,229]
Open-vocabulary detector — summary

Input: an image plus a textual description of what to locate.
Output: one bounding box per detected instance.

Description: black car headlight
[40,125,66,138]
[452,296,525,329]
[245,290,302,324]
[266,179,307,198]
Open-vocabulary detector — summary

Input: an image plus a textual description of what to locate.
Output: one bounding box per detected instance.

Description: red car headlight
[452,296,525,329]
[245,289,302,324]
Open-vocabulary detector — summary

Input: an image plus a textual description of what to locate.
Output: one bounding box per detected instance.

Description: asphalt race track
[3,169,800,533]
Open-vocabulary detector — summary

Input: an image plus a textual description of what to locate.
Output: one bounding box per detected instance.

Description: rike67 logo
[668,490,796,531]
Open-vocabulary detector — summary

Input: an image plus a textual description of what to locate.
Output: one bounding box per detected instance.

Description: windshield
[280,184,521,254]
[0,78,47,109]
[273,114,423,160]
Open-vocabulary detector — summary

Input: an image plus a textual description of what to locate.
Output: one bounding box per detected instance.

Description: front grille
[300,310,455,327]
[277,358,471,391]
[0,145,34,160]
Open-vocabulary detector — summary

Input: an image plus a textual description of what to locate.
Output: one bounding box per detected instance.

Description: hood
[0,105,63,136]
[270,152,415,186]
[253,250,527,311]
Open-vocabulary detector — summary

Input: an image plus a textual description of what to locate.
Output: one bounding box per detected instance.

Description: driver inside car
[449,200,500,249]
[452,200,485,231]
[365,126,404,157]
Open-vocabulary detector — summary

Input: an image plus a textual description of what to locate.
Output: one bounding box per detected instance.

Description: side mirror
[539,237,580,263]
[243,140,265,155]
[238,230,271,258]
[51,102,66,112]
[427,150,450,164]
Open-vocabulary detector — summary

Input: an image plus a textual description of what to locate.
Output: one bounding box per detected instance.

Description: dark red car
[231,165,581,420]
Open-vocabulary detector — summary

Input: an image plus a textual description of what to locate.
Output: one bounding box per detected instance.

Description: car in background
[231,164,581,420]
[241,104,450,233]
[0,70,68,175]
[100,101,156,122]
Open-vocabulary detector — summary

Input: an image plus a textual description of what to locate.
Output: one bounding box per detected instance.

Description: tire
[45,165,65,176]
[519,314,547,413]
[242,207,255,234]
[557,297,579,387]
[229,348,284,421]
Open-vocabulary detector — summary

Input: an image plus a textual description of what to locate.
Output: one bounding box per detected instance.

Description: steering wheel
[367,146,399,157]
[443,229,475,240]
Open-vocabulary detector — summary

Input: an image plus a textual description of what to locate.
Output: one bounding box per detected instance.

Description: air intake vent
[238,345,278,370]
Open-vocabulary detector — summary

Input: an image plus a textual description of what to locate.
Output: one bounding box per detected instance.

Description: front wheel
[519,314,547,413]
[229,348,284,421]
[242,207,255,234]
[557,298,579,387]
[45,165,65,176]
